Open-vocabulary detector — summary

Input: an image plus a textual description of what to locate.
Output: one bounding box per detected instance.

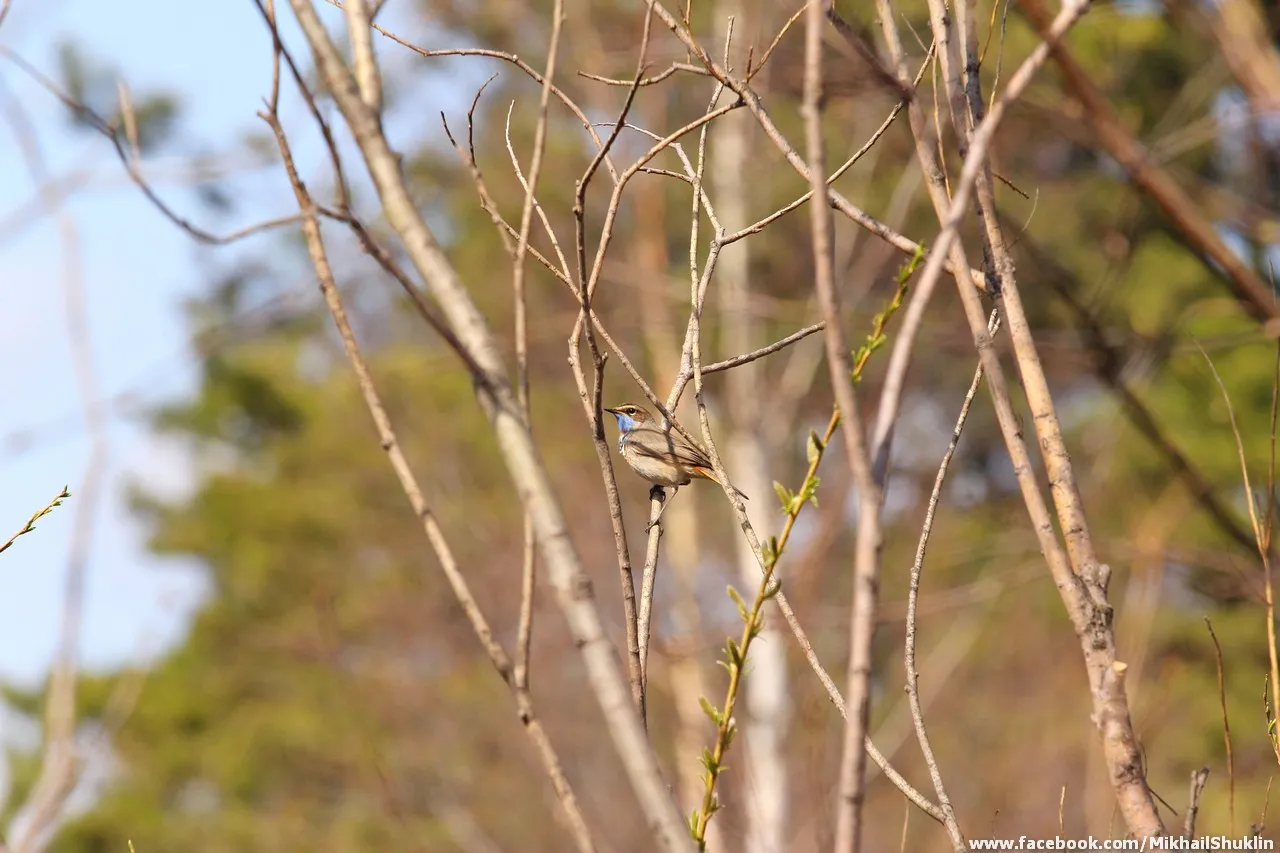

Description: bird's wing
[628,425,714,470]
[630,425,748,499]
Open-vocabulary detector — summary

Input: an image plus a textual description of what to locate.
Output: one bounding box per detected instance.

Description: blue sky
[0,0,384,685]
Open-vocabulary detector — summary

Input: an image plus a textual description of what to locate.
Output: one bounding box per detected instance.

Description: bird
[604,403,747,528]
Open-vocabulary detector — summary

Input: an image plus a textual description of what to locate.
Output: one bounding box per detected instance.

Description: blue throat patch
[612,412,637,451]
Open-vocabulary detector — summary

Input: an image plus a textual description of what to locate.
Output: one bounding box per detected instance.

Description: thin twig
[328,0,622,183]
[1019,0,1279,323]
[510,0,565,696]
[582,102,740,304]
[0,487,70,557]
[1204,617,1235,833]
[1,79,106,853]
[876,0,1161,837]
[445,46,649,719]
[432,22,939,817]
[879,0,1093,406]
[701,323,825,374]
[902,312,998,849]
[1183,767,1210,838]
[566,6,657,719]
[748,3,805,82]
[985,0,1012,111]
[635,484,665,692]
[1198,342,1280,762]
[724,45,937,249]
[285,1,691,847]
[824,1,914,99]
[0,47,308,246]
[1259,776,1274,833]
[1028,235,1258,555]
[579,62,709,86]
[639,60,737,694]
[686,23,740,849]
[641,2,997,292]
[1196,340,1270,564]
[1267,329,1278,556]
[800,1,885,848]
[258,63,598,850]
[732,258,949,824]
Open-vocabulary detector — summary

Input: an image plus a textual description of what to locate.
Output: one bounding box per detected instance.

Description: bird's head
[604,403,653,432]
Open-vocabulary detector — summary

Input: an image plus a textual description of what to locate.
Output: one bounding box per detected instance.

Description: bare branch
[566,8,658,718]
[258,60,597,847]
[701,323,824,374]
[343,0,383,112]
[1018,0,1279,323]
[749,2,805,81]
[508,0,565,696]
[640,0,994,293]
[799,1,884,848]
[0,47,308,246]
[435,25,940,818]
[0,79,106,853]
[1184,767,1211,838]
[636,485,664,690]
[334,3,622,184]
[913,0,1161,832]
[284,3,690,847]
[823,1,912,100]
[724,43,933,247]
[870,0,1158,839]
[902,313,999,850]
[579,62,709,87]
[880,0,1090,403]
[1205,617,1236,833]
[1200,0,1280,113]
[1198,342,1280,760]
[1025,233,1259,556]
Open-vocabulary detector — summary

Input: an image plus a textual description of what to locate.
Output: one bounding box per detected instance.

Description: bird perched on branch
[605,403,747,528]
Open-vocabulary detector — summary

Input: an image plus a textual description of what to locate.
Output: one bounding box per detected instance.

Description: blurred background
[0,0,1277,850]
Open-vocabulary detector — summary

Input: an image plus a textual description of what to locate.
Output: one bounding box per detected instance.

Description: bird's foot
[645,485,673,532]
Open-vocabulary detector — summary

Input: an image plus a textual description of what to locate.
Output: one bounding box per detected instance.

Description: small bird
[605,403,747,528]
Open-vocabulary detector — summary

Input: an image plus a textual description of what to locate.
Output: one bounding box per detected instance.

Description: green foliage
[771,476,819,515]
[806,430,823,465]
[37,279,560,851]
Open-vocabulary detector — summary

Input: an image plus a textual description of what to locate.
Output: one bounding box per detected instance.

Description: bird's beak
[604,407,618,415]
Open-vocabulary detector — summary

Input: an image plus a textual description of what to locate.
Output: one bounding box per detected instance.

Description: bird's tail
[692,466,749,501]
